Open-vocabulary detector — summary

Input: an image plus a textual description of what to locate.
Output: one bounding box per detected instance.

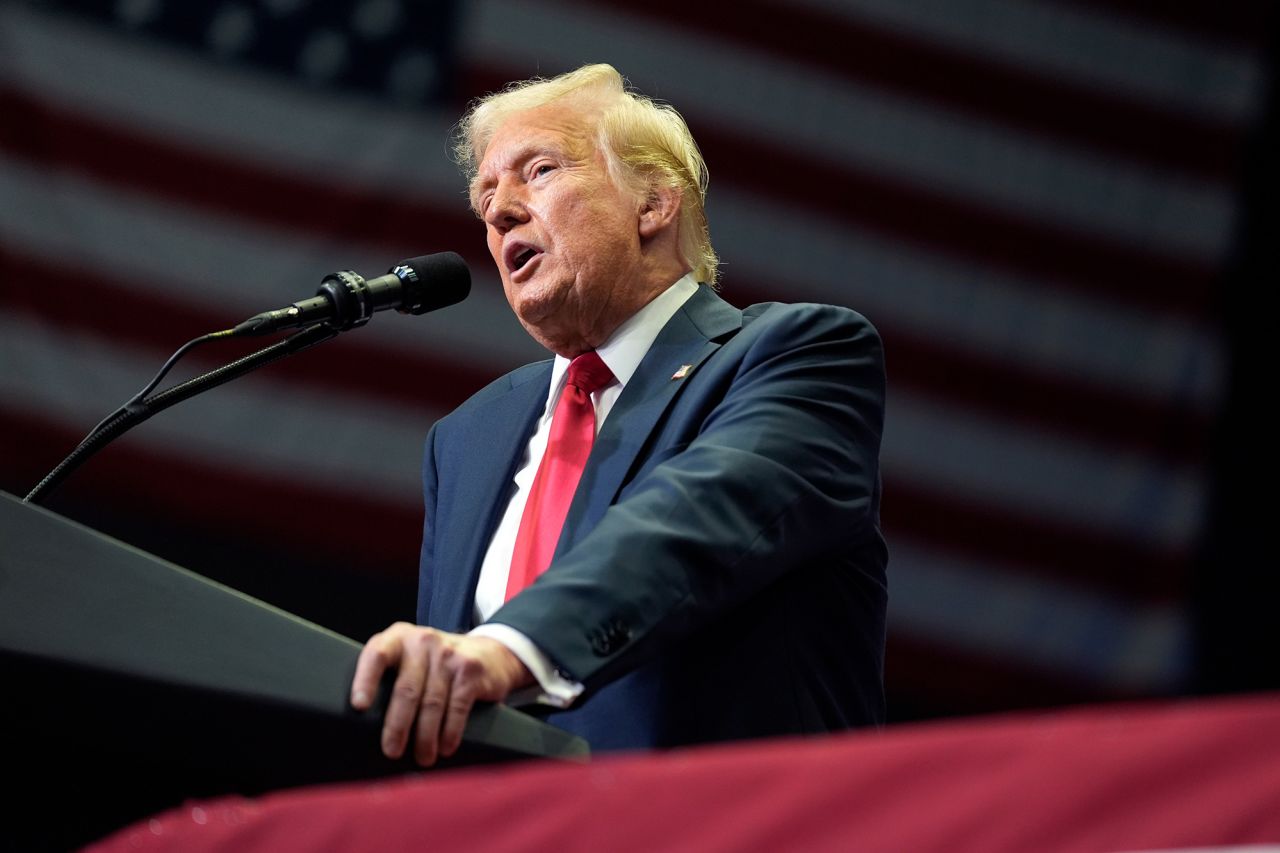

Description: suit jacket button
[590,619,633,656]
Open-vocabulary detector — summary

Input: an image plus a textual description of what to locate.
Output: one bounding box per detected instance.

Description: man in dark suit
[351,64,887,763]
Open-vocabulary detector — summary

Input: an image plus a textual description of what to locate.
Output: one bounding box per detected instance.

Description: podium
[0,491,588,848]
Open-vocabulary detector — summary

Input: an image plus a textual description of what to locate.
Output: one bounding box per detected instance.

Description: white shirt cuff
[469,623,584,709]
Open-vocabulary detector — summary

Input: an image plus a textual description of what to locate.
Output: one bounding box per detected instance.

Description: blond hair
[455,64,719,285]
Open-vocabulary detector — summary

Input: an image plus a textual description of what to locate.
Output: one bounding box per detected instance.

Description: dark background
[1,0,1275,723]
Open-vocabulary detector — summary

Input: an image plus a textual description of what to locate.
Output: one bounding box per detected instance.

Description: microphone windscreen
[396,252,471,314]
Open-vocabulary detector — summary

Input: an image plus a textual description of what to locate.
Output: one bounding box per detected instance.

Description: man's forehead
[480,132,563,171]
[479,105,597,171]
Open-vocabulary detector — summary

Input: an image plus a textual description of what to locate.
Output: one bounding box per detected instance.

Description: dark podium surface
[0,491,588,848]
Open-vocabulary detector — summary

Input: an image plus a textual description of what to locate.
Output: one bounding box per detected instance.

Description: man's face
[472,102,649,356]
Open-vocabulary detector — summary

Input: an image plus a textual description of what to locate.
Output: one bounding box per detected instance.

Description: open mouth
[505,241,543,275]
[513,247,537,270]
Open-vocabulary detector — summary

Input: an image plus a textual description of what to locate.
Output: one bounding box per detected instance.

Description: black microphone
[233,252,471,336]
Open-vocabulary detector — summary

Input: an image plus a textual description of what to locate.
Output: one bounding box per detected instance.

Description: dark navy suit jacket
[416,285,888,750]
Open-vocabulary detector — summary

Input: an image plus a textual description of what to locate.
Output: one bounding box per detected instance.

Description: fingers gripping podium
[0,491,587,847]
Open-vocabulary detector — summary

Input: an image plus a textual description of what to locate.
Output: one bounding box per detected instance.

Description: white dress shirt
[469,274,700,707]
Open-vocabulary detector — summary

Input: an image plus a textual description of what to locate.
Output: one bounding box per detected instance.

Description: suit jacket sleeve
[487,302,887,694]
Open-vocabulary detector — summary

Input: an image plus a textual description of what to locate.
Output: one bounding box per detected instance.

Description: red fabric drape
[88,693,1280,852]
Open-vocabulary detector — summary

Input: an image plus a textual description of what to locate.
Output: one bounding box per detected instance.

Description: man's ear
[638,184,682,239]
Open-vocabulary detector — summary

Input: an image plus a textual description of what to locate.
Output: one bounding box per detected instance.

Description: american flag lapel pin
[671,364,693,380]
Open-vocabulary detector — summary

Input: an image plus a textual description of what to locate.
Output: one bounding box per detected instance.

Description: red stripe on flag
[886,633,1143,714]
[0,85,480,258]
[2,242,1212,467]
[1,261,1197,605]
[569,0,1246,182]
[0,405,423,577]
[461,67,1224,318]
[1,82,1222,320]
[885,482,1190,603]
[0,247,497,414]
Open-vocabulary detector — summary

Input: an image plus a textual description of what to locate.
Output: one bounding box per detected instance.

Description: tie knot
[566,351,614,395]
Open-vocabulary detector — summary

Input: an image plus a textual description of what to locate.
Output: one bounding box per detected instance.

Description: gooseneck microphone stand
[23,251,471,506]
[24,323,338,506]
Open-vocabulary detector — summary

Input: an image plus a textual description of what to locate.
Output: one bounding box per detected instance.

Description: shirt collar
[544,273,700,401]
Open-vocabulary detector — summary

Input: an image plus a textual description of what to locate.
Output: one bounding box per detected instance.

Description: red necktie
[506,351,615,600]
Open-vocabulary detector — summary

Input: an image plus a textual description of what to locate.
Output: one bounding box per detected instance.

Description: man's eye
[534,164,555,177]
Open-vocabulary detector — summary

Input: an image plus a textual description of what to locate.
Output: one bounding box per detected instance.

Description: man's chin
[511,283,565,329]
[509,282,595,355]
[516,311,590,357]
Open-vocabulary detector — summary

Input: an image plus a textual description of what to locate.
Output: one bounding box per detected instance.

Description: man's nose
[484,179,529,232]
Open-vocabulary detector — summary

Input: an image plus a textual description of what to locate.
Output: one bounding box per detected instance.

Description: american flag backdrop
[0,0,1272,719]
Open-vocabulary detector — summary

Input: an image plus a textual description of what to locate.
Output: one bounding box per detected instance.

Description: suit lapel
[432,363,550,631]
[557,287,743,553]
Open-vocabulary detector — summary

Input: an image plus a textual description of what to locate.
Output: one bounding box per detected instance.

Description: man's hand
[350,623,535,766]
